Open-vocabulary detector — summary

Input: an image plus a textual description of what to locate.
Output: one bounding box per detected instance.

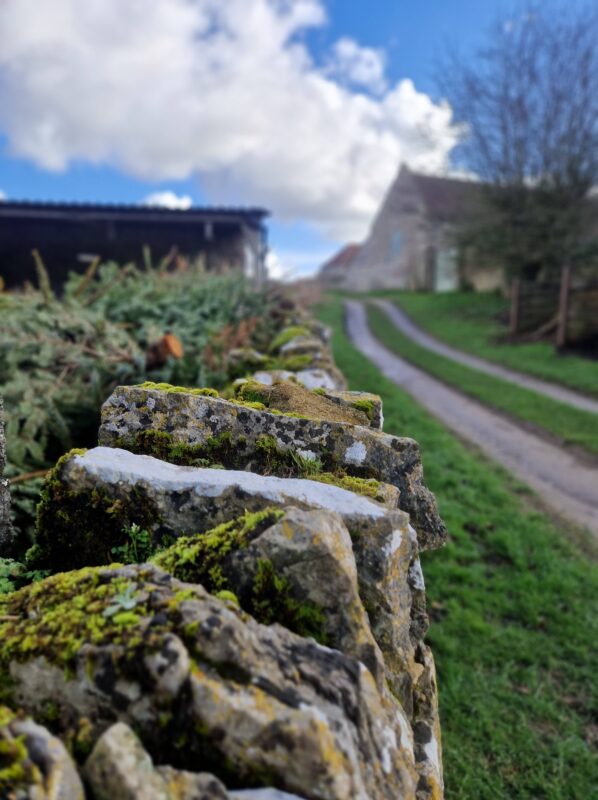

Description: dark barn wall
[0,207,266,289]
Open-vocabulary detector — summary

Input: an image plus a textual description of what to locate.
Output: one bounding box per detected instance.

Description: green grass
[316,296,598,800]
[366,303,598,458]
[372,291,598,398]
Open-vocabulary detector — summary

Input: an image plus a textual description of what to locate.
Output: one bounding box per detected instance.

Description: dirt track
[373,298,598,415]
[345,300,598,539]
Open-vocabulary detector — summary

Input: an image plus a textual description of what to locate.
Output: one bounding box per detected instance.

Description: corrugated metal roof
[0,198,269,222]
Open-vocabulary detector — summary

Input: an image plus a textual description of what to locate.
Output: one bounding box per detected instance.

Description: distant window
[389,232,402,257]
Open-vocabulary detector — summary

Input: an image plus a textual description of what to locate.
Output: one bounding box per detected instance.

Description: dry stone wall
[0,398,14,553]
[0,312,446,800]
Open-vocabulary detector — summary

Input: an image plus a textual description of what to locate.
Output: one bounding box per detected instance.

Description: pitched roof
[320,243,361,273]
[408,169,483,222]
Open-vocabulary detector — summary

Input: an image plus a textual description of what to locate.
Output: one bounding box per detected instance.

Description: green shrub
[0,262,278,552]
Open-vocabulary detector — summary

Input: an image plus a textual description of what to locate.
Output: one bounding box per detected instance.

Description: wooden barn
[0,201,269,289]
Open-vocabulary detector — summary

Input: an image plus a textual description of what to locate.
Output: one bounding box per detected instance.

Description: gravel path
[345,300,598,538]
[373,299,598,416]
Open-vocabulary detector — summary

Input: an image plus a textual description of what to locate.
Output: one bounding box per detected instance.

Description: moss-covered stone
[0,567,154,673]
[32,448,161,572]
[250,558,329,644]
[137,381,220,398]
[116,428,247,470]
[153,509,331,644]
[269,353,313,371]
[235,380,369,426]
[0,706,39,793]
[313,473,392,504]
[269,326,310,353]
[152,508,285,586]
[101,385,448,549]
[351,398,376,422]
[0,563,418,799]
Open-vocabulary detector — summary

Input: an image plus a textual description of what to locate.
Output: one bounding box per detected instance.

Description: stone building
[0,201,269,290]
[331,164,503,293]
[319,243,361,287]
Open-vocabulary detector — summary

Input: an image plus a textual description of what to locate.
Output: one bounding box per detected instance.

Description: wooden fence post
[509,278,521,336]
[556,266,572,349]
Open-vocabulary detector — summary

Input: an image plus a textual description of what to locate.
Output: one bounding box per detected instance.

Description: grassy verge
[366,303,598,459]
[316,296,598,800]
[371,291,598,398]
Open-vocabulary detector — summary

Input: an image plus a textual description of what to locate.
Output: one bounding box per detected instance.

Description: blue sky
[0,1,577,277]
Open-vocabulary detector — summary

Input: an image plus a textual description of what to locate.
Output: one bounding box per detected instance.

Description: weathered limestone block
[86,721,308,799]
[303,358,347,391]
[239,380,382,431]
[252,369,296,386]
[252,368,343,393]
[99,385,446,549]
[235,380,372,427]
[279,336,326,358]
[0,564,418,800]
[152,504,425,715]
[316,389,383,430]
[412,644,443,799]
[295,368,343,391]
[0,706,85,799]
[86,722,230,799]
[154,507,389,691]
[0,397,15,555]
[34,447,405,571]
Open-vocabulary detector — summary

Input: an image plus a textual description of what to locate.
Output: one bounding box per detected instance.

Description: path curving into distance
[372,298,598,416]
[345,300,598,539]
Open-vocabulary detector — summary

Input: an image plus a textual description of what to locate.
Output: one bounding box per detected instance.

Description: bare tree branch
[438,3,598,279]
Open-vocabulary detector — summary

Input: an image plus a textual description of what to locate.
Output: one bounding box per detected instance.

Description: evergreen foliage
[0,260,276,550]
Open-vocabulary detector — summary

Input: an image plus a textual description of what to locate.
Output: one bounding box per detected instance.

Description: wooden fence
[510,268,598,347]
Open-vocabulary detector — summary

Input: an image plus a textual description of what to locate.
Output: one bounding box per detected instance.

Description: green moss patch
[270,353,313,371]
[251,558,329,644]
[313,473,386,502]
[115,429,241,469]
[350,398,376,422]
[0,568,153,672]
[153,509,328,644]
[269,326,310,353]
[137,381,220,397]
[32,448,161,572]
[152,508,285,587]
[0,705,40,794]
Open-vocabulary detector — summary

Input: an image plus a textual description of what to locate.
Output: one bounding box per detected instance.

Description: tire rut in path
[345,300,598,539]
[373,298,598,416]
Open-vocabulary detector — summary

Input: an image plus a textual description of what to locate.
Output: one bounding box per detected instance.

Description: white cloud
[327,37,387,94]
[0,189,6,201]
[142,191,193,210]
[0,0,461,240]
[266,247,331,281]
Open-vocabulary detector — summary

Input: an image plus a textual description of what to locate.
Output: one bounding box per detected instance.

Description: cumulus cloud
[0,0,461,239]
[327,37,387,94]
[142,191,193,210]
[0,190,6,201]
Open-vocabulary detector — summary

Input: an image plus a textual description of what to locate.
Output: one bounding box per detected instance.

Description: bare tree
[439,4,598,280]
